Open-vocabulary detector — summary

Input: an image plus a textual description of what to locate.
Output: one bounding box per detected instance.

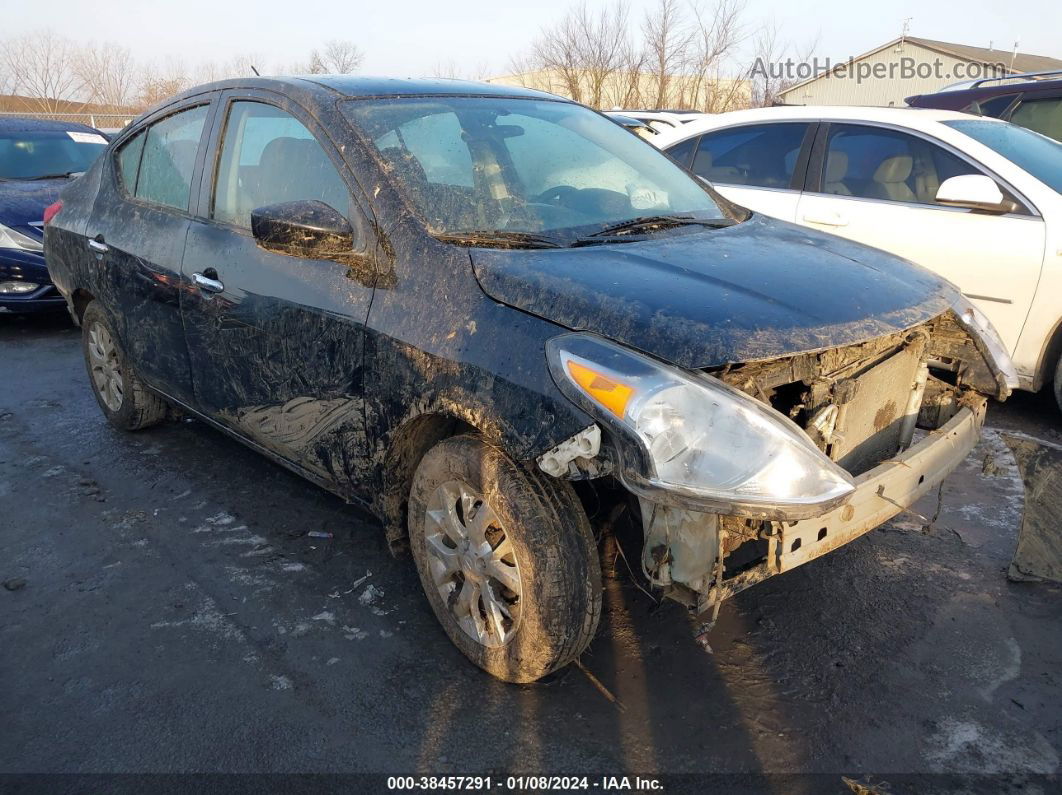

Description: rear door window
[1009,96,1062,141]
[691,123,809,189]
[133,105,209,211]
[821,124,979,205]
[664,135,699,169]
[212,101,350,229]
[967,93,1019,118]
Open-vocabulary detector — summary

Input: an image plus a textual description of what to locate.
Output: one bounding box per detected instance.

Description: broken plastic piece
[537,424,601,478]
[307,530,333,539]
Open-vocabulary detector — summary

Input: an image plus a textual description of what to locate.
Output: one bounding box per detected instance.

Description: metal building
[778,37,1062,107]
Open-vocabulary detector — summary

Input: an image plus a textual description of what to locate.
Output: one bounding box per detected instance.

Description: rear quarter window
[116,132,145,194]
[129,105,209,211]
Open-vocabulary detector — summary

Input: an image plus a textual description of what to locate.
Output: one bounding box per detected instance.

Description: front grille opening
[768,380,809,425]
[724,538,769,579]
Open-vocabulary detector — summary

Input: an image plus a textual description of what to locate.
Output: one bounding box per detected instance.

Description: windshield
[944,119,1062,194]
[341,96,726,241]
[0,129,108,180]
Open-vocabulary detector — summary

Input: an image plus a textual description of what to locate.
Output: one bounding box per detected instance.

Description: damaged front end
[542,301,1012,620]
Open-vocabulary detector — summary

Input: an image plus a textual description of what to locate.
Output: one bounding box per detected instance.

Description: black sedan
[43,76,1011,682]
[0,117,108,314]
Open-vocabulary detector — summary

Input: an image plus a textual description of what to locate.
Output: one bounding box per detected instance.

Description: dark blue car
[0,117,108,314]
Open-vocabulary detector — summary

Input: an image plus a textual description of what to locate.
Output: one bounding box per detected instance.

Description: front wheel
[408,434,602,683]
[81,301,167,431]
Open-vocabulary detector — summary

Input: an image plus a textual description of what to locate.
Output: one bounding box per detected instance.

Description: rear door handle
[192,270,224,293]
[802,211,848,227]
[88,237,109,253]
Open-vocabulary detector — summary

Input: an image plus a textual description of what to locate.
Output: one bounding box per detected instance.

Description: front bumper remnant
[641,400,987,613]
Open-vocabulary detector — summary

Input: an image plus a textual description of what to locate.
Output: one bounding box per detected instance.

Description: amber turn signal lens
[566,360,634,418]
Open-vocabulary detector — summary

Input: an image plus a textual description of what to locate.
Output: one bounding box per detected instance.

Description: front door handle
[192,270,224,293]
[87,236,109,253]
[802,211,848,227]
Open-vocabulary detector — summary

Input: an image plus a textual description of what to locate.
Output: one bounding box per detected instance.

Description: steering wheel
[533,185,580,206]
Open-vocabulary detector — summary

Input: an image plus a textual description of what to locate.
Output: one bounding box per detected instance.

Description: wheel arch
[70,288,96,326]
[1034,314,1062,393]
[379,411,476,555]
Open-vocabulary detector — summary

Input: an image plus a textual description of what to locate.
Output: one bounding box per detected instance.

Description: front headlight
[546,334,855,519]
[0,224,44,252]
[951,295,1019,392]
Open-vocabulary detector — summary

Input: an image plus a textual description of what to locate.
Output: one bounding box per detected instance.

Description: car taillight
[43,200,63,225]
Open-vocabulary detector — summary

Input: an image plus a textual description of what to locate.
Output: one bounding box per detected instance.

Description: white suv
[654,106,1062,411]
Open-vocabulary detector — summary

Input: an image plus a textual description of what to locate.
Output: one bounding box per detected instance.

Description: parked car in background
[0,117,108,314]
[655,105,1062,411]
[907,70,1062,142]
[45,77,1013,682]
[606,109,708,133]
[604,113,657,139]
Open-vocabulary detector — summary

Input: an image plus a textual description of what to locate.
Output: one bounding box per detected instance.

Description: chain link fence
[0,111,138,131]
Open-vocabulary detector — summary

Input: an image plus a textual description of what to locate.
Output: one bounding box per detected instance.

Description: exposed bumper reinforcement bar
[703,399,986,610]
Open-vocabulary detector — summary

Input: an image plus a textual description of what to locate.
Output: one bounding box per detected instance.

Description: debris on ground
[358,583,384,606]
[306,531,333,539]
[3,578,27,591]
[349,570,372,590]
[574,659,626,712]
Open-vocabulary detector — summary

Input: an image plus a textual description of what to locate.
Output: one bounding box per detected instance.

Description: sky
[8,0,1062,79]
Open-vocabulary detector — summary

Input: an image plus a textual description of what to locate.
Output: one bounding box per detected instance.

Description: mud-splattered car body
[44,77,1016,670]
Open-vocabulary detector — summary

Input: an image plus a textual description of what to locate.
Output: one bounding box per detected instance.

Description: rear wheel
[408,434,601,683]
[81,301,167,431]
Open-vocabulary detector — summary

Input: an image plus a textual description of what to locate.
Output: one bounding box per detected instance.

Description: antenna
[896,18,912,52]
[251,65,261,76]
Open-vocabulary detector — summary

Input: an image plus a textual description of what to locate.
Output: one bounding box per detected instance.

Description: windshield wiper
[27,171,83,180]
[435,230,565,249]
[579,214,736,241]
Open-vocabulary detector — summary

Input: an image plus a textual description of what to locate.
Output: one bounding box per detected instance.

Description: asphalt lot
[2,312,1060,790]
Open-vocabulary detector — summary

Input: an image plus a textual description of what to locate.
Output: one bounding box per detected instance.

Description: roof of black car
[0,116,101,133]
[305,75,566,101]
[181,75,568,102]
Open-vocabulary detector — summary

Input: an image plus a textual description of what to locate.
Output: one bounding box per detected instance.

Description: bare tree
[527,5,588,102]
[136,57,191,109]
[747,22,819,107]
[75,43,137,109]
[517,2,638,108]
[2,30,86,112]
[681,0,746,111]
[300,40,364,74]
[642,0,693,108]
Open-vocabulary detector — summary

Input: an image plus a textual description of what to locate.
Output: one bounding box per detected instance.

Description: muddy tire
[408,434,601,683]
[81,301,167,432]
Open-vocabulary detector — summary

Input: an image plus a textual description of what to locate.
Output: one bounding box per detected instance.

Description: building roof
[779,37,1062,99]
[905,37,1062,74]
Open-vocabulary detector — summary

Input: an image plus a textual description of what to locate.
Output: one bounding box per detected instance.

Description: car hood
[470,214,956,369]
[0,178,69,233]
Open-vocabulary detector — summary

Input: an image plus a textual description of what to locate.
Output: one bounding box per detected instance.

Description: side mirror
[251,200,354,260]
[935,175,1018,214]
